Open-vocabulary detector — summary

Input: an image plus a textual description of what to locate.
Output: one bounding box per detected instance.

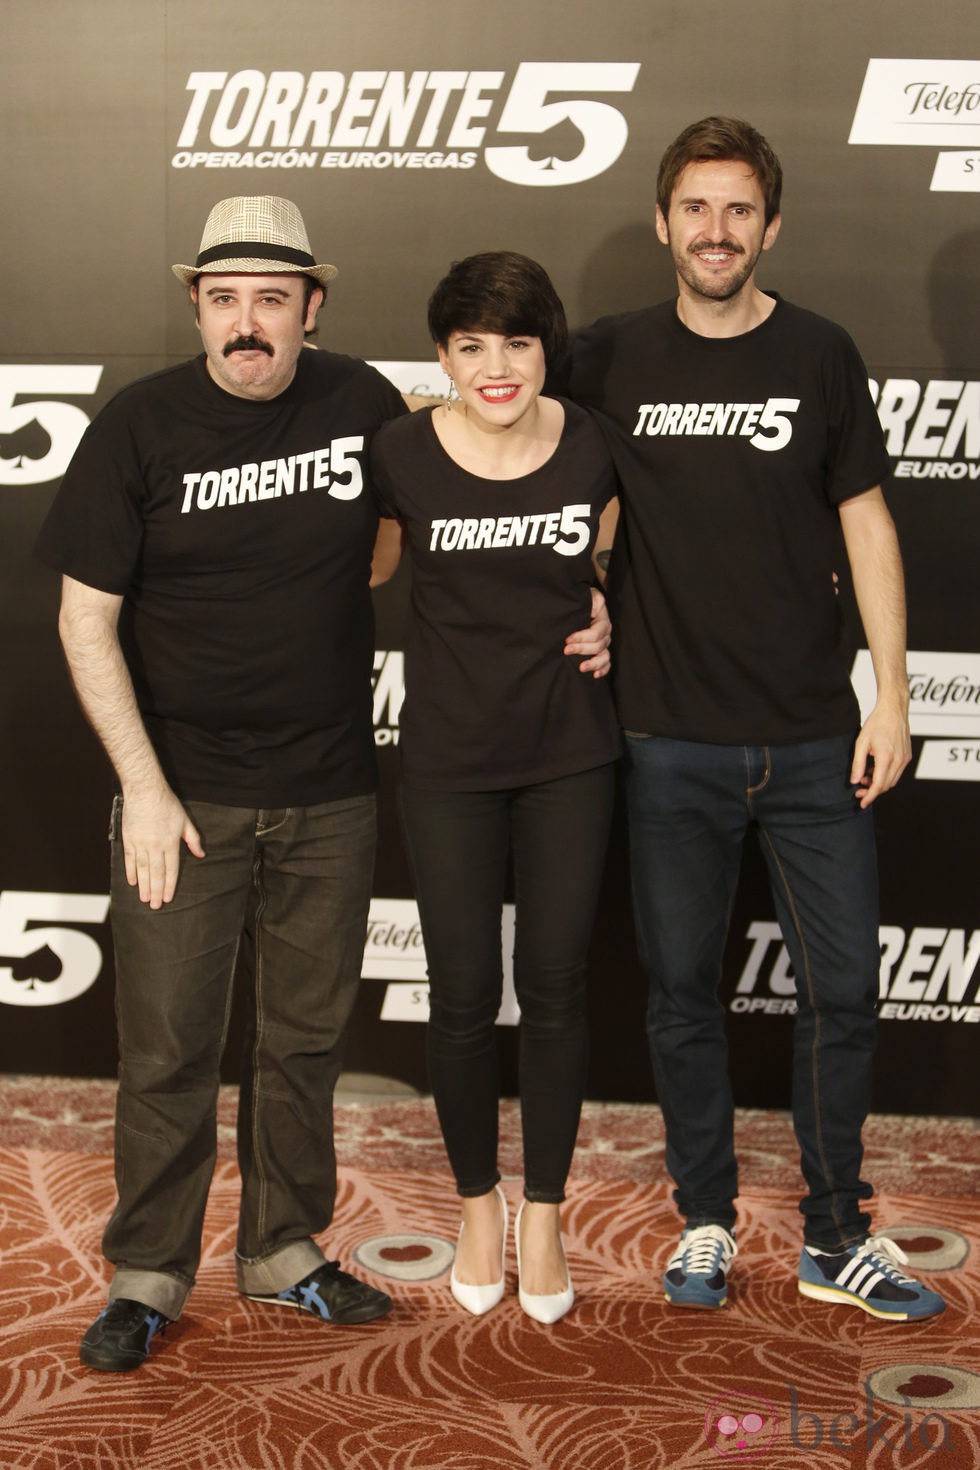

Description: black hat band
[195,241,317,268]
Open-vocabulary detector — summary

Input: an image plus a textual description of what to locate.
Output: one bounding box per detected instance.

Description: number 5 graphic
[0,365,104,485]
[553,503,592,557]
[0,891,111,1007]
[485,63,641,187]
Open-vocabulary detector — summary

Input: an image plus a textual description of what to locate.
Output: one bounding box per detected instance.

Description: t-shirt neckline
[670,290,783,347]
[423,397,570,484]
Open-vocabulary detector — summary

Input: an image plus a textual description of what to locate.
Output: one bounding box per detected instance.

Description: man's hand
[564,586,612,679]
[850,699,911,808]
[58,575,207,906]
[838,487,911,808]
[121,785,205,909]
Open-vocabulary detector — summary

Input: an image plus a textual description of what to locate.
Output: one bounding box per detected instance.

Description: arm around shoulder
[370,518,405,587]
[592,497,620,587]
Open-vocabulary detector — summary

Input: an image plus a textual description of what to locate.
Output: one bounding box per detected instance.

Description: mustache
[689,239,745,257]
[224,335,273,356]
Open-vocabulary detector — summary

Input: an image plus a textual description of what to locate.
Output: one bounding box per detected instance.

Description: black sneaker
[79,1298,170,1372]
[663,1225,737,1309]
[245,1261,392,1324]
[798,1237,946,1321]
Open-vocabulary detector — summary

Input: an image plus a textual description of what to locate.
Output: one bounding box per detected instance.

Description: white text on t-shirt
[428,504,591,557]
[180,436,365,513]
[632,399,800,452]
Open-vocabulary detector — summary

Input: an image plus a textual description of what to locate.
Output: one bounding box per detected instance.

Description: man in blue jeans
[571,118,945,1320]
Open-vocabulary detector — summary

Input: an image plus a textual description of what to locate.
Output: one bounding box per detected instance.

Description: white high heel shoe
[515,1199,575,1324]
[450,1184,508,1316]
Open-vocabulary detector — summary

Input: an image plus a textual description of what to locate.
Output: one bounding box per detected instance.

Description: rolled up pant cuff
[236,1237,326,1297]
[109,1269,190,1321]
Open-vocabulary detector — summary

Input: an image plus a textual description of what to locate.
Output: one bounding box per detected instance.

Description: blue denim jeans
[103,792,376,1319]
[624,734,878,1250]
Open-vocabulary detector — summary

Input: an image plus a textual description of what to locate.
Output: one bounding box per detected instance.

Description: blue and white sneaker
[246,1260,392,1324]
[798,1236,946,1321]
[663,1225,737,1309]
[80,1297,170,1372]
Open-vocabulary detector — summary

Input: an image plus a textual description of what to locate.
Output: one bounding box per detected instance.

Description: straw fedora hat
[172,196,337,286]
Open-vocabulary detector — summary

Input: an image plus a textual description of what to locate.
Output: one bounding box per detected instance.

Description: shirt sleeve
[33,400,147,594]
[364,364,411,426]
[822,326,892,505]
[367,416,404,520]
[565,317,618,409]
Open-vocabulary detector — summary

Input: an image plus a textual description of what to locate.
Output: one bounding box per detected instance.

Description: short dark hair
[427,251,568,374]
[656,117,782,226]
[302,274,324,340]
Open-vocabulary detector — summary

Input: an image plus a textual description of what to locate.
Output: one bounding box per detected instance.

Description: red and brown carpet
[0,1077,977,1469]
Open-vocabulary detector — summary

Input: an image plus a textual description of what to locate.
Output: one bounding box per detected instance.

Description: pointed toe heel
[515,1199,575,1325]
[450,1184,508,1317]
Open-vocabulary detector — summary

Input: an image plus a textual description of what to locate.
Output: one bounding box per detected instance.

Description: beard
[672,236,764,303]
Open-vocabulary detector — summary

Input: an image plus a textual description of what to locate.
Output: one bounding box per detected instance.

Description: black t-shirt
[36,349,406,805]
[369,400,622,790]
[569,296,892,744]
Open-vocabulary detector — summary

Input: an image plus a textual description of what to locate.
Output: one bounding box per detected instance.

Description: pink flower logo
[704,1390,780,1457]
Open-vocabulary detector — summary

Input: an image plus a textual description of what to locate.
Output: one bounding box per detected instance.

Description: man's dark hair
[656,117,783,226]
[427,251,568,374]
[302,275,323,340]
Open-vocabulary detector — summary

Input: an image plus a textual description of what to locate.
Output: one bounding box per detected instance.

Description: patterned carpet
[1,1078,977,1469]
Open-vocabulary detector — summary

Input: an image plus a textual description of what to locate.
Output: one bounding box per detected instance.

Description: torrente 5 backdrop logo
[170,64,641,185]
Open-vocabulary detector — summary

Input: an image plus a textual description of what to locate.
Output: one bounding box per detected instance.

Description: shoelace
[853,1235,913,1282]
[677,1226,737,1272]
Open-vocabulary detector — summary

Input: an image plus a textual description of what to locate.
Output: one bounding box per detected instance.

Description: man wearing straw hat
[36,196,407,1370]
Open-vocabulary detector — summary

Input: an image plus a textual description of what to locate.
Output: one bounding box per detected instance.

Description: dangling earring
[446,377,457,412]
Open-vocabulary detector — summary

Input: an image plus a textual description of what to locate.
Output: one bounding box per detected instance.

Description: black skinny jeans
[400,764,615,1203]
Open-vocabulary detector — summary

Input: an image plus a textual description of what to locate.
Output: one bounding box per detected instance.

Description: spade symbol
[0,419,52,471]
[526,117,584,171]
[0,944,64,989]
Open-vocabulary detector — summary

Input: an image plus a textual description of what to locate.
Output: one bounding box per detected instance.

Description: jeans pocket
[108,792,123,843]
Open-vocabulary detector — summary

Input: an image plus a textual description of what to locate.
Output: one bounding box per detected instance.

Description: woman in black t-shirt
[370,253,620,1324]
